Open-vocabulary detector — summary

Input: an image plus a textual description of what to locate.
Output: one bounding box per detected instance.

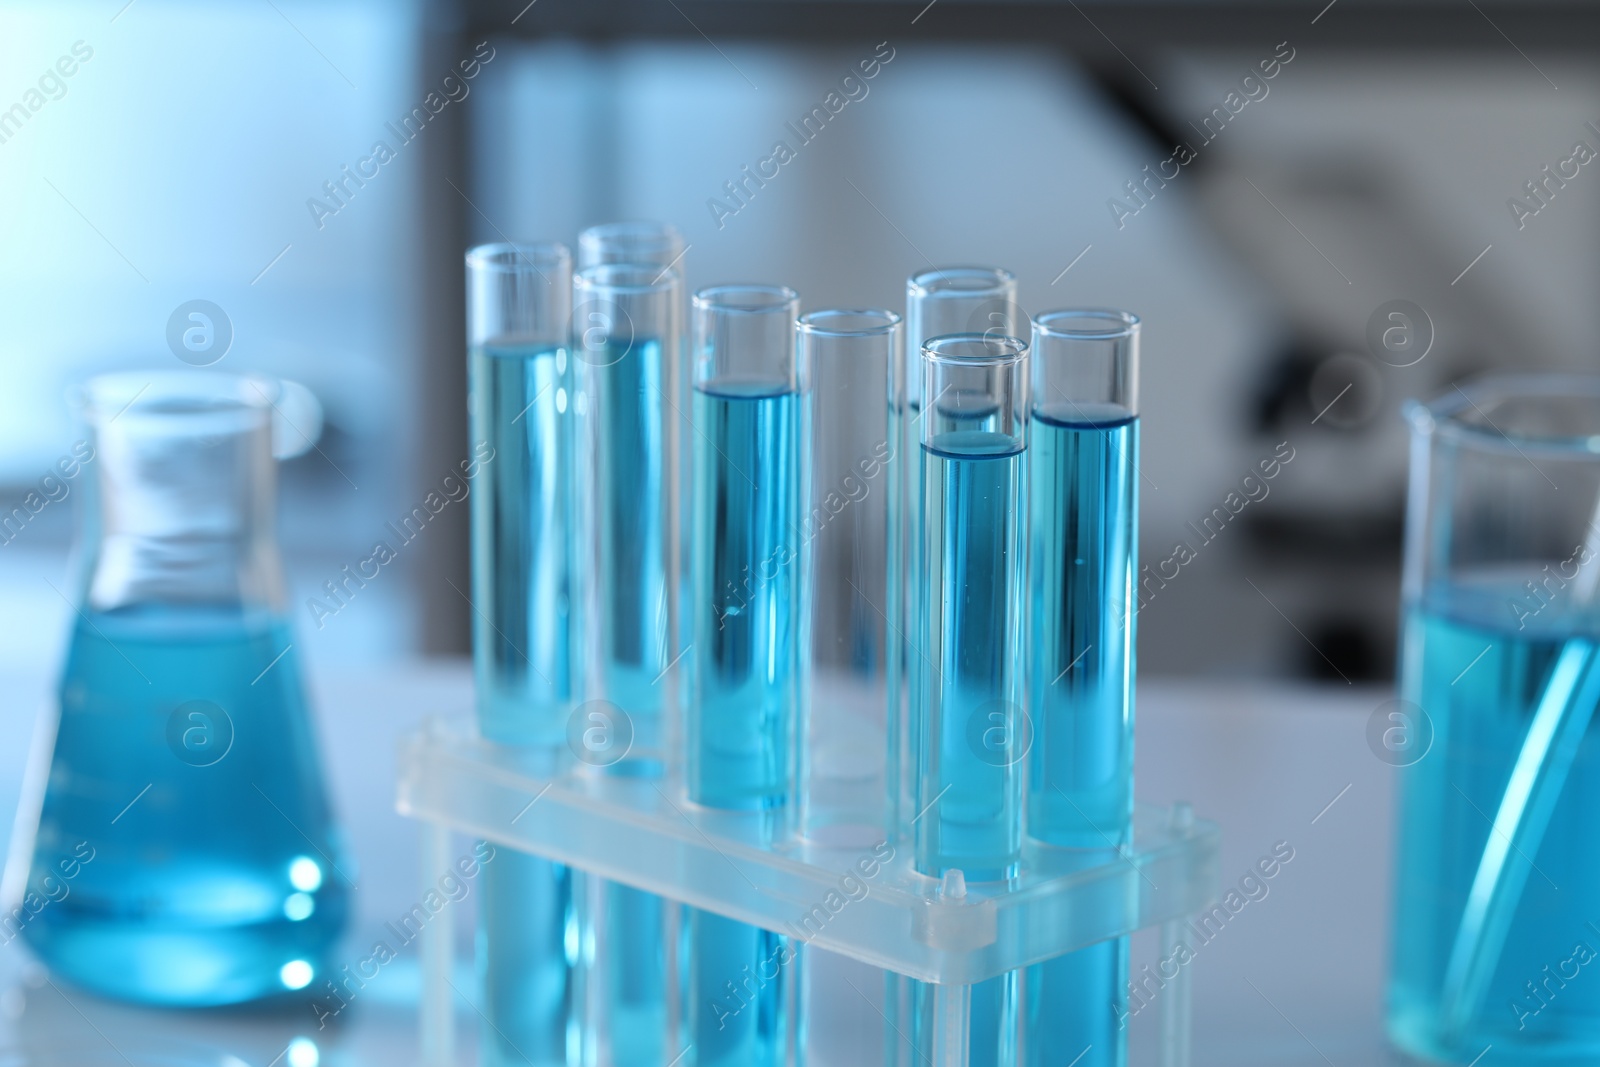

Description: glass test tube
[580,222,694,693]
[898,268,1020,832]
[687,284,806,1067]
[1026,309,1138,842]
[913,334,1028,881]
[798,309,900,844]
[571,262,683,1067]
[572,263,682,764]
[796,309,900,1067]
[466,241,576,1067]
[910,336,1028,1067]
[1022,310,1140,1067]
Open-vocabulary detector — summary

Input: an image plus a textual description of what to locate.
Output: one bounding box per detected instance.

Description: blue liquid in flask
[24,607,349,1006]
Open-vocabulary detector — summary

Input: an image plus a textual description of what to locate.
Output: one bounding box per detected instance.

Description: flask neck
[79,375,285,614]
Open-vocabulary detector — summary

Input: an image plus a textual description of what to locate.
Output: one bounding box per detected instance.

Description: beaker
[1390,375,1600,1063]
[14,372,350,1006]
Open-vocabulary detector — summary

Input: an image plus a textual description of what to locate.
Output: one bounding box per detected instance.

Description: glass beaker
[1390,375,1600,1064]
[16,372,350,1006]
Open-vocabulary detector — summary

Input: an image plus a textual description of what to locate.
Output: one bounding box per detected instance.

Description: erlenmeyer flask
[15,372,350,1006]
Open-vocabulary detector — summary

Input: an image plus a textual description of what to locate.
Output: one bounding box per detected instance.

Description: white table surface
[0,664,1410,1066]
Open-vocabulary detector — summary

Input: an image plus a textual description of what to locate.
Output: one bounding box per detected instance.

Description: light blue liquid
[1022,407,1135,1067]
[1025,941,1127,1067]
[582,337,673,760]
[686,910,794,1067]
[688,381,802,811]
[577,337,674,1065]
[603,882,668,1064]
[911,972,1019,1066]
[1390,579,1600,1065]
[23,608,349,1006]
[913,430,1024,881]
[470,340,573,745]
[911,428,1025,1067]
[687,381,802,1067]
[1026,405,1136,846]
[469,339,576,1066]
[479,851,577,1067]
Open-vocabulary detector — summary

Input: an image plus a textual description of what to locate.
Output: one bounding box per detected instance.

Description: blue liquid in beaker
[1390,577,1600,1063]
[23,607,349,1005]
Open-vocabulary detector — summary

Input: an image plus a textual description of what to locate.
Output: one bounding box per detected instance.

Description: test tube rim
[797,307,902,338]
[1032,307,1141,341]
[921,332,1029,367]
[577,220,685,261]
[1409,373,1600,457]
[575,262,680,294]
[464,240,572,274]
[693,283,800,313]
[907,265,1017,299]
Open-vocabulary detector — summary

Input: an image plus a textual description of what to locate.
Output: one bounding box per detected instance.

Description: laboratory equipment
[466,240,576,1067]
[13,372,349,1005]
[913,334,1028,880]
[797,309,900,845]
[1389,376,1600,1065]
[795,308,901,1067]
[570,261,683,1067]
[578,220,686,272]
[894,271,1023,1067]
[686,283,807,1067]
[908,335,1029,1066]
[898,268,1020,829]
[1024,310,1140,1067]
[410,238,1216,1067]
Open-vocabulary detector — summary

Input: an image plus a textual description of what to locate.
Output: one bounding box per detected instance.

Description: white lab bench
[0,665,1409,1066]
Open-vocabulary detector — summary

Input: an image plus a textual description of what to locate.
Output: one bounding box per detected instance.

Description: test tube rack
[396,717,1221,1067]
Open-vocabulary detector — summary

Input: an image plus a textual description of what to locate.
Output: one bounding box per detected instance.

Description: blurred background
[2,0,1596,687]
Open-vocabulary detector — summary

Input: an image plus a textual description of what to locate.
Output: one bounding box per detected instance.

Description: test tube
[571,264,682,770]
[912,334,1028,880]
[686,284,806,1067]
[1026,309,1138,844]
[580,222,694,687]
[910,334,1028,1067]
[897,269,1020,830]
[465,241,575,1067]
[795,308,900,1067]
[797,309,900,843]
[570,262,683,1066]
[1022,310,1140,1067]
